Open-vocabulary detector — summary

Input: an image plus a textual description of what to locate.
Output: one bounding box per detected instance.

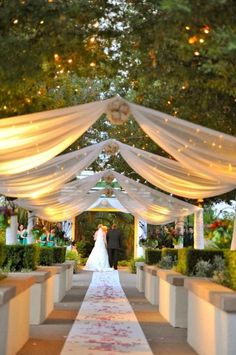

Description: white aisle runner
[60,271,153,354]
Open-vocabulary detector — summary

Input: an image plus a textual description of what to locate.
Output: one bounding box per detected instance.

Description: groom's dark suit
[106,226,122,270]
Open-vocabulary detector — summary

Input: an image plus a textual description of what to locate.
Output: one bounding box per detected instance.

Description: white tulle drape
[116,141,235,198]
[128,101,236,184]
[0,141,107,197]
[0,98,111,175]
[15,169,200,224]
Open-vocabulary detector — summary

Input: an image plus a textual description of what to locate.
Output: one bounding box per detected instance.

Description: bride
[84,224,112,271]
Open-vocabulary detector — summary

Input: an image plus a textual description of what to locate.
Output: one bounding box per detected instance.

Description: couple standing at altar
[84,223,122,271]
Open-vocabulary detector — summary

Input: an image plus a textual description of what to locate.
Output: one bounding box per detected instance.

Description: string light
[13,19,18,24]
[90,37,96,43]
[194,50,200,56]
[188,36,198,44]
[185,26,190,30]
[199,38,204,43]
[54,54,60,61]
[40,20,44,24]
[68,58,73,64]
[90,62,96,67]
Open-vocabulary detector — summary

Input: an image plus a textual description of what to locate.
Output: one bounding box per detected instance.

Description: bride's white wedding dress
[84,227,112,271]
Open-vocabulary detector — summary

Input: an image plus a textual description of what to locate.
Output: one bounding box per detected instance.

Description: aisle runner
[60,271,153,354]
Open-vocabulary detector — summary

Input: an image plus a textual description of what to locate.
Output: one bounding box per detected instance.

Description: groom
[106,223,122,270]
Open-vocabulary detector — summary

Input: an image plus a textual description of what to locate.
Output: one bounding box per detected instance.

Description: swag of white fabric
[116,141,235,198]
[17,190,102,222]
[0,141,106,198]
[1,138,235,199]
[16,170,200,224]
[128,100,236,184]
[0,99,111,175]
[1,96,236,185]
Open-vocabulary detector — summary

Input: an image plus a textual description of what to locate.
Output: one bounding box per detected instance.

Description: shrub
[66,250,80,273]
[53,246,66,263]
[79,257,88,266]
[145,248,162,265]
[161,248,178,260]
[158,255,177,269]
[224,250,236,291]
[0,242,6,267]
[176,249,224,275]
[76,240,93,258]
[118,260,129,267]
[2,244,39,271]
[39,247,54,266]
[128,257,145,274]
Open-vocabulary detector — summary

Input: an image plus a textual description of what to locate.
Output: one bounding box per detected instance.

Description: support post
[194,209,204,249]
[27,211,35,244]
[6,215,18,245]
[134,217,147,258]
[230,211,236,250]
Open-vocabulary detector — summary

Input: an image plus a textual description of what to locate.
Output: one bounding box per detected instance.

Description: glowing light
[68,58,73,64]
[167,100,171,105]
[54,53,60,61]
[182,85,186,90]
[185,26,190,30]
[3,105,7,110]
[188,36,198,44]
[228,164,233,171]
[194,50,200,56]
[93,22,99,28]
[13,19,18,24]
[90,37,96,43]
[90,62,96,67]
[40,20,44,24]
[199,38,204,43]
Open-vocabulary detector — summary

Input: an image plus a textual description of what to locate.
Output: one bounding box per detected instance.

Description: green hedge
[145,248,162,265]
[161,248,178,260]
[2,244,39,271]
[176,249,224,275]
[39,247,54,266]
[53,246,66,263]
[224,250,236,291]
[0,242,6,267]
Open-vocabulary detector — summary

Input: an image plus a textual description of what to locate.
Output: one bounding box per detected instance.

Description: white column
[175,216,185,235]
[194,209,204,249]
[6,215,18,245]
[27,211,35,244]
[134,218,147,258]
[71,217,76,241]
[230,211,236,250]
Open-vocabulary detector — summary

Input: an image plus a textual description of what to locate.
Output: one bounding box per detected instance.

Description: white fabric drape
[128,101,236,184]
[230,211,236,250]
[0,99,111,175]
[194,209,204,249]
[15,169,200,223]
[0,141,107,197]
[116,141,235,198]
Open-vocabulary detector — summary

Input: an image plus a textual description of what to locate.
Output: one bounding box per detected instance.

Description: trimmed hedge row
[224,250,236,291]
[145,248,162,265]
[176,249,224,275]
[2,244,40,271]
[0,245,67,271]
[161,248,178,260]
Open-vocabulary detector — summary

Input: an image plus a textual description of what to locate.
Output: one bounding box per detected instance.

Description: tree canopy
[0,0,235,203]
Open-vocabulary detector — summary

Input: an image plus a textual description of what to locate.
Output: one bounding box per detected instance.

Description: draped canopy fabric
[0,98,111,175]
[128,100,236,184]
[16,170,200,223]
[1,96,235,186]
[0,137,234,199]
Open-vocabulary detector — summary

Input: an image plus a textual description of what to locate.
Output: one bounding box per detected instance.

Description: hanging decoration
[103,141,119,155]
[103,188,113,197]
[106,98,130,125]
[102,172,115,184]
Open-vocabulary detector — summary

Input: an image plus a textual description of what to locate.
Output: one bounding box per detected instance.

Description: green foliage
[161,248,178,260]
[175,248,224,275]
[145,248,162,265]
[0,242,6,267]
[39,247,54,266]
[205,219,233,249]
[53,246,66,264]
[118,260,129,267]
[76,240,94,258]
[2,244,39,271]
[158,255,177,269]
[224,250,236,291]
[66,250,80,273]
[128,257,145,274]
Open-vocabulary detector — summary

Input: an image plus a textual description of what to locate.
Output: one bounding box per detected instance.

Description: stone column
[134,218,147,258]
[194,209,204,249]
[27,211,35,244]
[230,211,236,250]
[6,215,18,245]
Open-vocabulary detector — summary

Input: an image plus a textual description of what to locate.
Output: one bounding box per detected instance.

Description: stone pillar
[27,211,35,244]
[134,218,147,258]
[230,211,236,250]
[6,215,18,245]
[71,217,75,241]
[194,209,204,249]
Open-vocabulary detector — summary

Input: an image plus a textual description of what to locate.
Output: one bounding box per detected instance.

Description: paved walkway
[18,269,196,355]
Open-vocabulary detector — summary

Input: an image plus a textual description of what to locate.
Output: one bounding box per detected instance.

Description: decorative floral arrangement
[103,142,119,155]
[106,98,130,125]
[205,219,233,249]
[104,188,113,197]
[102,172,114,184]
